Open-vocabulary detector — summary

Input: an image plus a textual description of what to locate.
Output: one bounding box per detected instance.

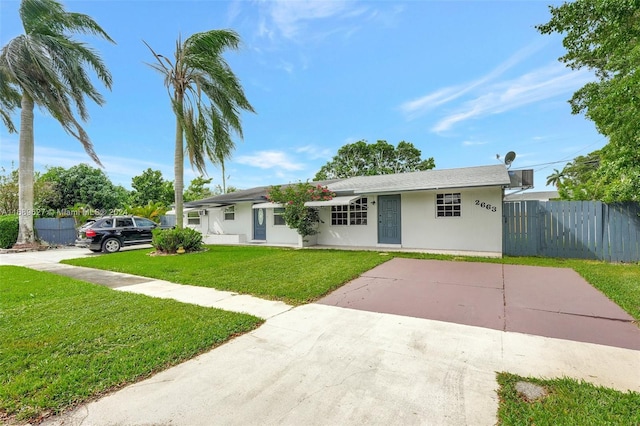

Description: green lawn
[497,372,640,425]
[63,246,391,305]
[0,266,262,423]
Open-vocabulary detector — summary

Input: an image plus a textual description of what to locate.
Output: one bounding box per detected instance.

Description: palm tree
[546,169,564,188]
[145,30,254,228]
[0,0,114,244]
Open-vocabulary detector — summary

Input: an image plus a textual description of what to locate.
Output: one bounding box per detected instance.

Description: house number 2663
[475,200,497,212]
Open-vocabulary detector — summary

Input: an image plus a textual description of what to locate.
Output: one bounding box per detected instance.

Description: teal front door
[378,195,401,244]
[253,208,266,240]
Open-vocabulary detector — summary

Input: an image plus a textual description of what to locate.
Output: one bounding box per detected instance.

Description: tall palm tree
[145,30,254,228]
[546,169,564,188]
[0,0,114,244]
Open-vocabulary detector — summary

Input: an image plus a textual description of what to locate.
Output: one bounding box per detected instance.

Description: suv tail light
[85,229,97,238]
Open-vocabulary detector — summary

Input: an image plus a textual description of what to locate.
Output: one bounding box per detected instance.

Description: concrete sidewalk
[42,305,640,426]
[2,248,639,425]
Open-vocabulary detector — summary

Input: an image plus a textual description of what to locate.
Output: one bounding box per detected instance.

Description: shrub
[152,227,203,254]
[0,215,19,249]
[267,182,335,239]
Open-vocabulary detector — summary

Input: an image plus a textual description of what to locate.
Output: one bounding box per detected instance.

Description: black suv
[75,216,159,253]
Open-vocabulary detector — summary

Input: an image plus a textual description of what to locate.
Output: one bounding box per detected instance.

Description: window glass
[98,219,113,228]
[187,211,200,225]
[224,206,235,221]
[274,208,286,225]
[134,218,156,227]
[331,198,367,225]
[436,193,461,217]
[116,218,134,227]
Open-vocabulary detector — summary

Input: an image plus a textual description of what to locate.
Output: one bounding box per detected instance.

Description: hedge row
[0,215,19,249]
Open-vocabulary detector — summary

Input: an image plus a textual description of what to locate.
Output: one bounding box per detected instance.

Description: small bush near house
[152,227,203,254]
[0,215,19,248]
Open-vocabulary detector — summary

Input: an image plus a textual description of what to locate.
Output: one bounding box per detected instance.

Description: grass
[0,266,263,423]
[64,246,640,321]
[496,372,640,425]
[63,246,391,305]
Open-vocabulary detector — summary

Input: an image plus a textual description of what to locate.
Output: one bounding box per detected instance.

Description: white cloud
[267,0,353,39]
[235,150,304,171]
[400,39,548,120]
[255,0,401,43]
[0,142,174,188]
[431,64,592,133]
[462,140,488,146]
[295,144,332,160]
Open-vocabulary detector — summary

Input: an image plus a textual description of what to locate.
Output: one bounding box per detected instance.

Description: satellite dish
[504,151,516,169]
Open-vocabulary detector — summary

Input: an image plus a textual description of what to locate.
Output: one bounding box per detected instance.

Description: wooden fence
[35,218,77,245]
[503,201,640,262]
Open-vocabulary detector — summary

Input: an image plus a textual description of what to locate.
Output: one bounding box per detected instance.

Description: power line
[516,137,606,173]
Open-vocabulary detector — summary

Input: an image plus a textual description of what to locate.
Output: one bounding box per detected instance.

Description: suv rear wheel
[102,237,121,253]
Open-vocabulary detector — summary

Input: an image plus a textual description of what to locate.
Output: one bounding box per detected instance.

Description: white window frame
[436,193,461,218]
[187,211,200,225]
[274,207,286,226]
[224,206,235,221]
[331,197,368,226]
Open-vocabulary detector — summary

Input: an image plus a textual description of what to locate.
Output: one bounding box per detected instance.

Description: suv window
[98,219,114,228]
[116,218,134,227]
[134,218,156,227]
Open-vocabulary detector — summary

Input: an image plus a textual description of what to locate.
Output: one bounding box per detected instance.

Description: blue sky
[0,0,606,191]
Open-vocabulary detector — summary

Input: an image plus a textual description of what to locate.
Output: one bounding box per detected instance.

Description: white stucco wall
[202,202,298,245]
[314,187,503,255]
[198,187,504,255]
[400,187,503,255]
[315,205,378,247]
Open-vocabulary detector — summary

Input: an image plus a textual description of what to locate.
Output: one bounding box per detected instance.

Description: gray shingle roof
[185,166,510,206]
[327,164,510,194]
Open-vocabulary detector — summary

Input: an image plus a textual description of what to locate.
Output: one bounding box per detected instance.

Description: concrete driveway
[318,258,640,350]
[2,249,639,425]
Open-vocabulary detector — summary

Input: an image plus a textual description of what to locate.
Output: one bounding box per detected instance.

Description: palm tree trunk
[221,160,226,193]
[16,93,35,245]
[174,93,184,229]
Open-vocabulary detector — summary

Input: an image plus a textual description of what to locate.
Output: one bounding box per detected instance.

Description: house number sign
[475,200,497,213]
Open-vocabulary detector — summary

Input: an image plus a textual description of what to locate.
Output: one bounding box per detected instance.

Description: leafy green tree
[40,164,128,212]
[554,151,602,200]
[314,140,435,180]
[267,183,335,239]
[145,30,254,228]
[130,168,174,206]
[0,0,114,244]
[537,0,640,202]
[0,165,58,216]
[184,176,213,202]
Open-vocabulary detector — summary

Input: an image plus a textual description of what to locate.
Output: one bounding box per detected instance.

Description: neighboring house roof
[185,165,511,207]
[504,190,560,201]
[328,164,511,195]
